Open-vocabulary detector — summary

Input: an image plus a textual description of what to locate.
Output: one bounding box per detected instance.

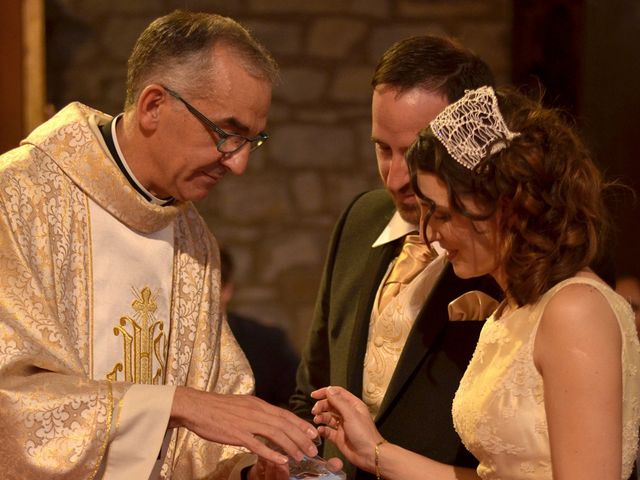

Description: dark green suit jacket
[290,189,502,479]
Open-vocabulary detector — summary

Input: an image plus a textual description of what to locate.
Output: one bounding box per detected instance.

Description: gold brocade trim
[114,394,125,440]
[89,381,114,480]
[107,287,167,384]
[0,105,254,477]
[88,198,95,378]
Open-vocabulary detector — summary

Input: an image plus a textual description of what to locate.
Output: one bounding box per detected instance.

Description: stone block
[248,0,348,14]
[166,0,243,16]
[277,265,323,304]
[325,173,377,214]
[101,17,152,62]
[397,0,502,18]
[457,22,512,83]
[292,171,325,213]
[308,18,367,58]
[245,146,269,172]
[295,105,370,124]
[102,74,127,115]
[291,304,316,352]
[249,0,390,16]
[220,244,254,285]
[369,24,449,63]
[275,67,328,103]
[213,173,294,223]
[70,0,163,17]
[356,119,375,161]
[259,231,323,282]
[203,223,262,246]
[350,0,390,17]
[267,102,293,123]
[295,109,342,124]
[52,30,98,66]
[270,124,356,168]
[63,65,107,105]
[242,20,304,57]
[234,285,276,304]
[330,65,374,102]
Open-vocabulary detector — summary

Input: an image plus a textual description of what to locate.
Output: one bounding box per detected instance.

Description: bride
[311,86,640,480]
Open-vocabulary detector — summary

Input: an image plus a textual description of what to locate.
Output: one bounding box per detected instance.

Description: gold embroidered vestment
[0,103,254,479]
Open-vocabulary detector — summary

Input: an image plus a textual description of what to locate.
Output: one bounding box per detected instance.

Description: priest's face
[152,45,272,202]
[371,85,449,225]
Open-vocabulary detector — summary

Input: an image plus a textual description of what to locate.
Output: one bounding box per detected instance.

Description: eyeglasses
[162,85,268,154]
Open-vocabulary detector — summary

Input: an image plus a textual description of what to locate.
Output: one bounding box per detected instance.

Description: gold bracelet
[375,439,387,480]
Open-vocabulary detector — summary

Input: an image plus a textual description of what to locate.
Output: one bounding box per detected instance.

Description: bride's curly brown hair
[407,87,610,306]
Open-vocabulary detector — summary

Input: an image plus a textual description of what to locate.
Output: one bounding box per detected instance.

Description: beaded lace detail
[430,86,520,170]
[452,277,640,479]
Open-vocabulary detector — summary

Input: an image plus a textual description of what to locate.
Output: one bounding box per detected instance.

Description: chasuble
[0,103,254,479]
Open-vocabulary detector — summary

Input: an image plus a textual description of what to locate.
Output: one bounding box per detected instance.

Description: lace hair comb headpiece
[429,85,520,170]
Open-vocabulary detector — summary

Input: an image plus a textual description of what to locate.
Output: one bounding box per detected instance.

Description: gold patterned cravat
[378,234,434,312]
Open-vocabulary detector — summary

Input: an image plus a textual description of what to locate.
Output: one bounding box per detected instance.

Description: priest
[0,10,317,480]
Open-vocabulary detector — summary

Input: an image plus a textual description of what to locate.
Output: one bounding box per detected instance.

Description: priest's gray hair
[124,10,278,109]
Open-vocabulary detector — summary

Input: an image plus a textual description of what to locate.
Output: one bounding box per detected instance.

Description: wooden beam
[22,0,46,134]
[0,1,24,153]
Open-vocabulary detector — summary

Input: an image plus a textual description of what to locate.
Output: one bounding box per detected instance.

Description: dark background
[513,0,640,280]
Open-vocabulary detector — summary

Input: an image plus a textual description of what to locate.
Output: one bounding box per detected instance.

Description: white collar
[372,210,417,247]
[372,210,444,255]
[111,114,174,206]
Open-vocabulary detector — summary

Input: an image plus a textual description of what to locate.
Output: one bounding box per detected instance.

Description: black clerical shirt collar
[99,114,174,206]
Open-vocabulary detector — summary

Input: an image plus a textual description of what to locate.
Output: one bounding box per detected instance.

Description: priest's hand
[169,386,319,465]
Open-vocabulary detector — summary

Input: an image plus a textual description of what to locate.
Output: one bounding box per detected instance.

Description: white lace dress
[452,277,640,479]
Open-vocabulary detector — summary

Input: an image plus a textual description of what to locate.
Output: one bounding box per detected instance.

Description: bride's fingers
[324,386,369,416]
[311,398,331,415]
[317,425,338,443]
[326,457,344,472]
[311,385,349,401]
[312,412,331,425]
[313,412,342,429]
[310,387,329,399]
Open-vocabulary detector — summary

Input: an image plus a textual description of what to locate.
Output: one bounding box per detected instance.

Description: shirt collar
[372,209,445,255]
[372,210,417,247]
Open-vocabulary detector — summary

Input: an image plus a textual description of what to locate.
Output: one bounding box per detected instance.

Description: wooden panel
[0,1,24,153]
[23,0,46,133]
[0,0,45,154]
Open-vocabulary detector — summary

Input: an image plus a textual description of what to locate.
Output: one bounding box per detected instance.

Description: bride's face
[416,171,502,283]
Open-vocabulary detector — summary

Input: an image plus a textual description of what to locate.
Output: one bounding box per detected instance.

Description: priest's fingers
[170,387,318,463]
[225,396,319,462]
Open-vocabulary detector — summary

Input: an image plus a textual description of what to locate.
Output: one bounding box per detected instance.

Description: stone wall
[47,0,513,351]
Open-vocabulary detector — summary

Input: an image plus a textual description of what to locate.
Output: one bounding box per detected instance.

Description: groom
[290,35,502,479]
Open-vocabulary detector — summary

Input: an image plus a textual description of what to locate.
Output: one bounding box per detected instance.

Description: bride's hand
[311,386,385,473]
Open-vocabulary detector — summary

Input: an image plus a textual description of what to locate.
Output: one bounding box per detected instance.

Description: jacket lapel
[375,264,460,422]
[346,239,402,396]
